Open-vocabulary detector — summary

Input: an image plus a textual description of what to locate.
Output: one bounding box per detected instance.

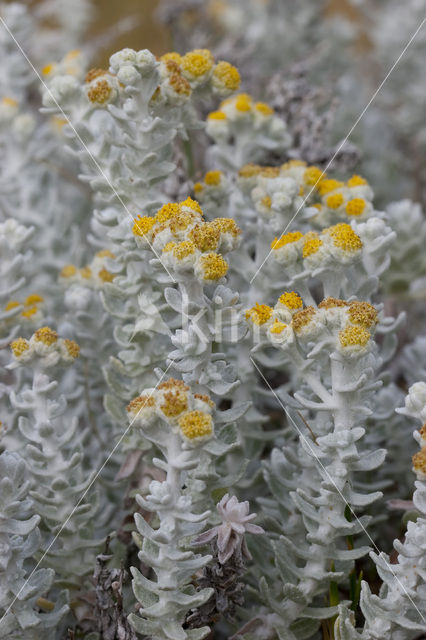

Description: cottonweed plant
[0,2,425,638]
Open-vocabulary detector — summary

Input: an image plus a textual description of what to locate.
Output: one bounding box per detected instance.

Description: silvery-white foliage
[381,200,426,295]
[8,344,102,589]
[400,336,426,387]
[127,384,241,639]
[0,451,68,639]
[335,387,426,639]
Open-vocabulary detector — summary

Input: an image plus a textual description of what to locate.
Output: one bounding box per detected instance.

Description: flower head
[338,325,371,353]
[10,337,29,358]
[278,291,303,311]
[348,301,378,328]
[245,303,274,326]
[178,410,213,442]
[158,379,190,419]
[34,326,58,346]
[196,253,228,281]
[181,49,214,81]
[412,447,426,480]
[86,74,118,106]
[212,61,240,94]
[346,198,366,217]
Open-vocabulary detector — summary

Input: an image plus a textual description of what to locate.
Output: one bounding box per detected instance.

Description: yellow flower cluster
[42,50,84,79]
[271,223,363,267]
[132,198,240,282]
[60,250,115,288]
[207,93,275,124]
[10,327,80,365]
[158,49,239,100]
[127,378,215,443]
[238,160,373,223]
[246,293,377,354]
[4,294,44,321]
[194,169,224,196]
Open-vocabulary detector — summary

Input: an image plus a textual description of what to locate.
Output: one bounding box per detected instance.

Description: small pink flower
[194,493,264,564]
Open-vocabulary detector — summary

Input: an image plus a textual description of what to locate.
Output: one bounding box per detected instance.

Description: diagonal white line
[0,358,175,627]
[250,356,426,626]
[0,16,177,284]
[250,15,426,284]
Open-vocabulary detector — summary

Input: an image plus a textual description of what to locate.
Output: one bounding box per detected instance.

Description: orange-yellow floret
[87,80,114,105]
[180,197,203,215]
[238,163,261,178]
[259,167,280,178]
[10,338,29,357]
[64,339,80,359]
[271,231,303,250]
[213,61,241,91]
[303,236,323,258]
[278,292,303,310]
[211,218,240,237]
[163,242,176,253]
[318,297,348,309]
[156,202,182,223]
[159,388,188,418]
[304,166,325,186]
[194,393,215,407]
[80,266,92,279]
[261,196,272,210]
[189,224,220,252]
[282,160,307,170]
[199,253,228,280]
[194,182,204,193]
[25,294,44,305]
[173,241,196,260]
[127,395,156,414]
[347,174,367,188]
[65,50,81,61]
[413,447,426,475]
[234,93,252,112]
[60,264,77,278]
[245,303,273,325]
[42,63,55,76]
[169,211,198,234]
[85,68,108,83]
[339,325,371,349]
[96,249,115,259]
[178,410,213,440]
[181,49,214,77]
[348,301,378,328]
[269,319,287,335]
[326,193,345,209]
[160,52,183,65]
[21,306,38,319]
[346,198,366,217]
[208,110,227,120]
[5,300,20,311]
[204,170,222,186]
[317,179,344,196]
[326,223,362,252]
[98,268,115,283]
[34,326,58,345]
[2,96,18,107]
[255,102,274,116]
[291,307,316,334]
[169,73,192,96]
